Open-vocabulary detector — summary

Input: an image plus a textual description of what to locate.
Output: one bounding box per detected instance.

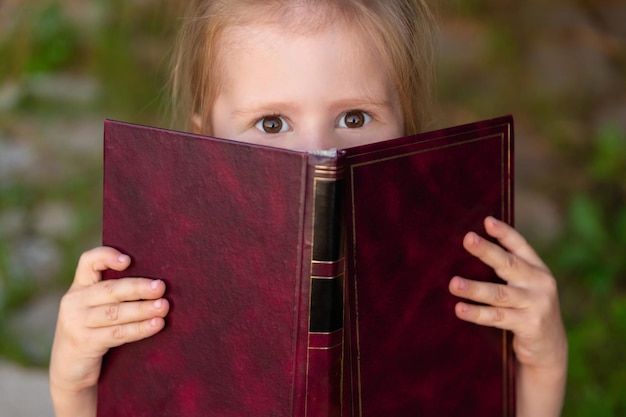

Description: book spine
[302,154,345,417]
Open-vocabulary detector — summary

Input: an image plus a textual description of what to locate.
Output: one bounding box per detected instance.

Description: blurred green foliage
[0,0,178,120]
[15,3,80,74]
[547,124,626,417]
[1,0,625,415]
[0,0,181,366]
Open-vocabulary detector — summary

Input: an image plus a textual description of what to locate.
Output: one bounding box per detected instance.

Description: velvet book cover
[98,115,515,416]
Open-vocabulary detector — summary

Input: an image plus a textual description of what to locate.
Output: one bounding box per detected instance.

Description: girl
[50,1,568,416]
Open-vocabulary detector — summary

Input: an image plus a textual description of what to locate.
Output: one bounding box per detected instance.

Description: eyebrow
[233,102,298,117]
[232,98,396,117]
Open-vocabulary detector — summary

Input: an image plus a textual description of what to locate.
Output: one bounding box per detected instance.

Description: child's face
[210,23,404,150]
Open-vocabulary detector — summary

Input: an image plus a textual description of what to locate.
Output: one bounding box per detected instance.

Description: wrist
[50,382,97,417]
[516,356,567,417]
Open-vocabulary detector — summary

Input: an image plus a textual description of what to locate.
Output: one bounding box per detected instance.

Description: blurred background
[0,0,624,415]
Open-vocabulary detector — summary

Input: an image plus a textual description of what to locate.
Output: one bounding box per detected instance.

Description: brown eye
[263,116,282,133]
[255,115,289,134]
[339,110,372,129]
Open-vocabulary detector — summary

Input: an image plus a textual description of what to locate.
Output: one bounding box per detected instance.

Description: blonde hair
[170,0,436,135]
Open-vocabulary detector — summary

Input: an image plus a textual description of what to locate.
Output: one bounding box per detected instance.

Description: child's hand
[448,216,567,417]
[50,246,169,417]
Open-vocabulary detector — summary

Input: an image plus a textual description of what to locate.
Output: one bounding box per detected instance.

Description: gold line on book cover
[345,121,511,162]
[499,130,514,417]
[311,273,344,280]
[314,164,343,170]
[315,168,345,177]
[315,164,344,172]
[309,342,344,351]
[502,330,508,417]
[312,258,346,265]
[309,329,344,336]
[349,130,512,417]
[506,123,513,224]
[348,133,504,169]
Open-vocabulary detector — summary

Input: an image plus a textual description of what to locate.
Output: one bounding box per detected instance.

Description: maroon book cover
[98,116,515,416]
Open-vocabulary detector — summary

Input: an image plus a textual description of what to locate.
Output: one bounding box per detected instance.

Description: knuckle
[102,279,117,295]
[77,251,89,266]
[134,322,144,339]
[494,284,510,303]
[57,291,83,322]
[105,303,120,321]
[112,324,125,340]
[503,252,519,272]
[58,291,75,310]
[77,248,100,269]
[492,307,506,323]
[78,248,96,263]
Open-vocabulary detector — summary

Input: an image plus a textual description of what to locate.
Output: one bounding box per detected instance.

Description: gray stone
[0,360,54,417]
[25,73,101,105]
[44,116,105,158]
[0,139,38,186]
[0,208,28,239]
[10,237,63,285]
[7,292,62,366]
[34,201,78,239]
[0,81,20,112]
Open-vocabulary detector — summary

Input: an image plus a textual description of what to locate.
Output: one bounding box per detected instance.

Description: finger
[462,231,537,286]
[454,301,525,332]
[448,276,529,309]
[73,247,132,287]
[484,216,547,270]
[86,298,170,328]
[83,278,167,307]
[86,317,167,351]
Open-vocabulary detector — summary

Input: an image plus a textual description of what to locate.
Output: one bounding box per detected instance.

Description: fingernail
[456,301,469,313]
[488,216,499,227]
[149,317,160,327]
[153,299,162,309]
[469,232,481,245]
[150,279,161,290]
[455,277,467,290]
[118,254,130,263]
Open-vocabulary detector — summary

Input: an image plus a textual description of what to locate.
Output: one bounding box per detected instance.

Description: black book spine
[303,152,346,417]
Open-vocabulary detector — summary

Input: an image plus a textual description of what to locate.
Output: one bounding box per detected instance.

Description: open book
[98,116,515,416]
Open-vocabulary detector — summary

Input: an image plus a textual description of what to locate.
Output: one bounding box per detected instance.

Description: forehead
[214,22,393,100]
[217,15,374,63]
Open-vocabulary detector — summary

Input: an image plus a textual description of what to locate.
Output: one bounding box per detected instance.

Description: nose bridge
[297,119,339,151]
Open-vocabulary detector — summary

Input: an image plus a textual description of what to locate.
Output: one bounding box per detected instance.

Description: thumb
[72,246,131,287]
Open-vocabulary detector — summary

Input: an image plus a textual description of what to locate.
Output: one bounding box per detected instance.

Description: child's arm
[449,216,567,417]
[50,247,170,417]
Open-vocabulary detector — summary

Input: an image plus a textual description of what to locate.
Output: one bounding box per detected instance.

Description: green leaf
[568,193,608,248]
[589,123,626,181]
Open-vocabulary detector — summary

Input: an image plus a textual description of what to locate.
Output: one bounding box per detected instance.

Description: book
[98,115,515,416]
